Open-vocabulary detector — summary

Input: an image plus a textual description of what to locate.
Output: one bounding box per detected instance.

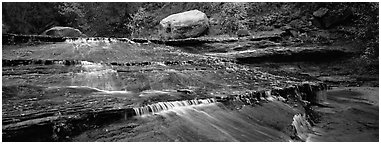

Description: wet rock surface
[2,34,377,142]
[307,87,379,142]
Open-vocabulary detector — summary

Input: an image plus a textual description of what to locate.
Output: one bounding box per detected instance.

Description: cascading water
[292,114,312,141]
[51,82,327,142]
[133,98,217,116]
[65,37,135,46]
[71,61,122,91]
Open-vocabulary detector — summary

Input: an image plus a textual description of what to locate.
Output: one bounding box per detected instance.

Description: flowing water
[62,55,310,142]
[63,59,300,142]
[133,98,217,116]
[73,98,305,142]
[71,61,122,91]
[4,36,377,142]
[65,60,299,141]
[3,38,323,142]
[151,103,292,142]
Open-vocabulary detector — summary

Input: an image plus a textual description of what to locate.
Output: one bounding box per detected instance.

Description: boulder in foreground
[159,10,209,39]
[41,26,85,37]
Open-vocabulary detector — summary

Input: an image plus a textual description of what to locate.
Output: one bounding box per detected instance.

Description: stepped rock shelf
[3,34,332,141]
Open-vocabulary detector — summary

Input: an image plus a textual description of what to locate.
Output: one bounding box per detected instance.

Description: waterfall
[292,114,312,141]
[70,61,121,91]
[133,98,216,116]
[65,37,135,44]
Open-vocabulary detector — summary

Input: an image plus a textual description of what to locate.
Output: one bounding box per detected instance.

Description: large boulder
[41,26,85,37]
[159,10,209,39]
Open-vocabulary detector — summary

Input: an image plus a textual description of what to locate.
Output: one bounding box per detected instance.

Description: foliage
[2,2,378,78]
[2,2,379,55]
[79,3,138,37]
[219,2,249,34]
[3,2,140,37]
[58,2,87,32]
[335,3,378,59]
[126,7,152,38]
[2,2,63,34]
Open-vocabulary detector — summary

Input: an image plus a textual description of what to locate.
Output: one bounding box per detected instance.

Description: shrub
[126,7,150,38]
[219,2,249,34]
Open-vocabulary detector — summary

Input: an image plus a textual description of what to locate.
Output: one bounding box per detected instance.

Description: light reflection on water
[71,61,122,91]
[133,103,292,142]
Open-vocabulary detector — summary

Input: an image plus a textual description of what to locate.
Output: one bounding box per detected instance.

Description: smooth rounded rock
[159,10,209,39]
[42,26,86,37]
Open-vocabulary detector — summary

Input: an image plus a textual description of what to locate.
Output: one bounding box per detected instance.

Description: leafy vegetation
[2,2,378,59]
[3,3,62,34]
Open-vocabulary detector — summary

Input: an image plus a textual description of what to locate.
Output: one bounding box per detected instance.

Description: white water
[70,61,122,91]
[133,102,291,141]
[65,37,135,45]
[65,86,132,94]
[72,69,120,91]
[46,86,133,95]
[292,114,312,141]
[133,98,216,116]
